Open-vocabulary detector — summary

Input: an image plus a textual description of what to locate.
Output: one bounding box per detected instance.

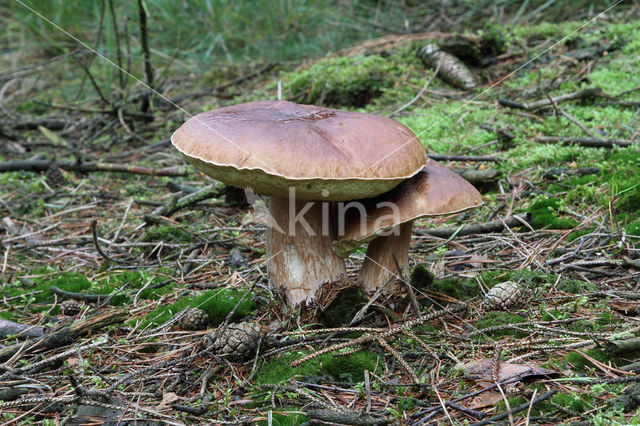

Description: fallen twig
[455,168,501,186]
[0,160,187,176]
[49,285,110,303]
[535,135,636,148]
[499,88,610,111]
[0,308,126,362]
[414,214,531,238]
[149,183,223,219]
[429,154,501,162]
[306,408,389,425]
[469,389,558,426]
[0,319,46,339]
[91,219,113,264]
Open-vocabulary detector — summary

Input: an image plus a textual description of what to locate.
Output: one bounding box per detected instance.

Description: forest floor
[1,2,640,425]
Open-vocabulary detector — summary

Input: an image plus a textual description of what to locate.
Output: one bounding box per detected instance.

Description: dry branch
[535,136,637,148]
[306,409,389,425]
[604,337,640,356]
[469,389,558,426]
[429,154,501,162]
[455,169,501,186]
[414,214,531,238]
[138,0,154,114]
[0,308,126,362]
[499,88,610,111]
[49,285,110,303]
[149,183,223,218]
[0,160,186,176]
[0,319,46,339]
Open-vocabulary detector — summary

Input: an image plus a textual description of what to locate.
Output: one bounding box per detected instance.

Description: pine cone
[60,300,83,316]
[202,322,264,360]
[45,164,66,188]
[178,308,209,331]
[482,281,527,310]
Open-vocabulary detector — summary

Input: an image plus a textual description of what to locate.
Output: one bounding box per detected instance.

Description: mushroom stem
[266,196,346,306]
[360,220,414,294]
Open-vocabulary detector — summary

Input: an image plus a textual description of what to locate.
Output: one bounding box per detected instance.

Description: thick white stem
[360,220,413,294]
[266,196,346,306]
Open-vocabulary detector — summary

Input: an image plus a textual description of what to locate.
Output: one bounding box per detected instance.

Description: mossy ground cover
[1,5,640,424]
[137,288,255,329]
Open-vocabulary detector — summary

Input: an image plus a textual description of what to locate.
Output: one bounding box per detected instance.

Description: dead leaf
[610,300,640,315]
[470,390,503,409]
[156,392,179,411]
[65,356,79,368]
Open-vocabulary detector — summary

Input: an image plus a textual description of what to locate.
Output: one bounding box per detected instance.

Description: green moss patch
[553,391,595,413]
[556,279,597,294]
[528,198,578,230]
[137,288,255,329]
[257,410,309,426]
[141,225,193,245]
[10,270,174,311]
[92,270,174,306]
[318,287,366,328]
[411,265,481,303]
[32,272,92,303]
[570,312,619,333]
[286,55,396,107]
[565,349,611,373]
[256,350,378,385]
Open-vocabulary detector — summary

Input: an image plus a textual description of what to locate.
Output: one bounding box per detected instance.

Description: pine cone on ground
[45,164,66,188]
[202,322,265,360]
[178,308,210,331]
[60,300,83,316]
[482,281,528,310]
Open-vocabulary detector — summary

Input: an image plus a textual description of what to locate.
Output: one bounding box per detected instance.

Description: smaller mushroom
[334,161,483,294]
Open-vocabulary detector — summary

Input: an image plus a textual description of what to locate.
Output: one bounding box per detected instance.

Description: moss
[474,311,528,338]
[256,410,309,426]
[91,270,174,306]
[541,309,570,322]
[141,225,193,244]
[274,54,399,108]
[410,264,435,290]
[528,198,579,230]
[398,102,497,153]
[415,323,439,333]
[565,349,610,373]
[566,227,595,243]
[495,396,527,413]
[627,220,640,236]
[0,311,18,321]
[433,277,481,301]
[411,265,481,303]
[256,350,378,385]
[556,279,597,294]
[551,149,640,226]
[137,288,255,328]
[318,287,365,328]
[552,391,595,412]
[480,269,593,294]
[32,272,92,303]
[570,311,619,332]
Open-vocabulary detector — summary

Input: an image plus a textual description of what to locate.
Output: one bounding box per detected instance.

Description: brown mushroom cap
[171,100,428,200]
[334,161,483,256]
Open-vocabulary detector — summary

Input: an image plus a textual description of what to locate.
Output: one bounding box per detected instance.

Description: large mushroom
[334,161,483,294]
[171,100,427,306]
